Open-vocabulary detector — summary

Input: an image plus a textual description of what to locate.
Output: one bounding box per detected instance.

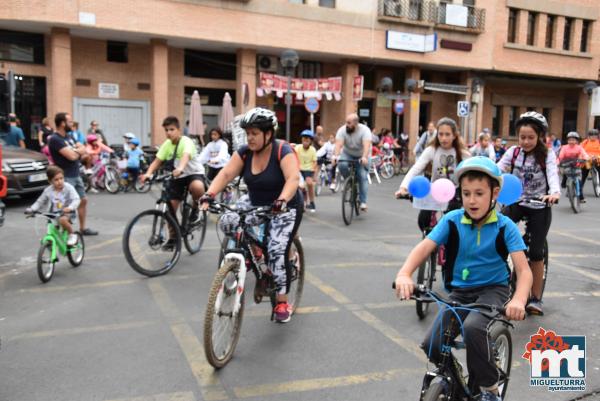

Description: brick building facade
[1,0,599,149]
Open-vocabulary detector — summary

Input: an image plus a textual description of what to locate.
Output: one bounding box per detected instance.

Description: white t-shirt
[401,146,471,189]
[199,139,230,168]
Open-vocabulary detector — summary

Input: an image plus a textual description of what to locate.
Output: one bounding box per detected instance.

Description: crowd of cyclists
[20,106,599,401]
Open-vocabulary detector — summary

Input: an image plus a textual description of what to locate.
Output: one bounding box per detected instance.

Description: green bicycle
[28,211,85,283]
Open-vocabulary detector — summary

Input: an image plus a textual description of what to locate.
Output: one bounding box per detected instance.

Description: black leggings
[207,166,222,182]
[502,204,552,261]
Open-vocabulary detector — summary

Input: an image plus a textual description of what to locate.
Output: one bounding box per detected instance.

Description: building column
[501,106,511,138]
[151,39,169,145]
[50,28,72,119]
[550,102,564,138]
[572,19,583,53]
[516,10,528,45]
[341,61,359,118]
[403,66,420,160]
[554,16,566,50]
[236,48,257,115]
[535,13,547,47]
[577,90,592,134]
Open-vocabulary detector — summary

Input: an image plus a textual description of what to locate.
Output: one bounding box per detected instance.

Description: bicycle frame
[41,218,69,260]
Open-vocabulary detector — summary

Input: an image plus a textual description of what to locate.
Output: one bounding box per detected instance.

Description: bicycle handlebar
[519,195,559,206]
[206,201,273,217]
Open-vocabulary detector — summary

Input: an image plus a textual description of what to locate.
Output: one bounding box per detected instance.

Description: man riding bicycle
[333,113,371,211]
[395,157,532,401]
[141,116,206,250]
[200,107,303,323]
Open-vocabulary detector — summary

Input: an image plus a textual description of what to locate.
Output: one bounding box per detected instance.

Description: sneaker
[360,203,368,211]
[161,239,176,252]
[308,202,316,213]
[273,302,292,323]
[81,228,98,236]
[580,197,586,203]
[90,187,99,194]
[67,234,78,246]
[478,391,501,401]
[526,298,544,315]
[84,168,93,175]
[329,183,336,191]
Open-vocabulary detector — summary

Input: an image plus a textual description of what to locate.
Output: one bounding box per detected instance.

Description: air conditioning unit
[257,55,279,73]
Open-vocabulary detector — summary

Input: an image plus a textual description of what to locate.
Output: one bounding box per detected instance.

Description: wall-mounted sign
[445,4,468,27]
[79,12,96,25]
[440,39,473,51]
[352,75,364,101]
[386,31,437,53]
[98,83,119,99]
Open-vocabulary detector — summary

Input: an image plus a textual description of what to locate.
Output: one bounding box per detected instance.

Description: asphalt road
[1,178,599,401]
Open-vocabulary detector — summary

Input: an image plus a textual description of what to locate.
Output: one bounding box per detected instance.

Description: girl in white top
[199,127,230,181]
[395,117,471,231]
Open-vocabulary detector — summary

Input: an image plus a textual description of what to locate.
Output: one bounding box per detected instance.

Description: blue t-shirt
[126,148,143,169]
[427,209,526,289]
[236,140,301,208]
[5,126,25,147]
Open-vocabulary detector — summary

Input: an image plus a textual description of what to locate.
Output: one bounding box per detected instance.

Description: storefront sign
[257,72,342,101]
[98,83,119,99]
[445,4,468,27]
[386,30,437,53]
[352,75,364,101]
[440,39,473,52]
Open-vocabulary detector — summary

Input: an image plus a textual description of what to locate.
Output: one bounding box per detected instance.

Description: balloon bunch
[407,173,523,205]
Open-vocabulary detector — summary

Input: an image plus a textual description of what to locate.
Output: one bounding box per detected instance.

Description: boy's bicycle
[339,160,363,226]
[122,174,207,277]
[27,211,85,283]
[395,284,513,401]
[398,195,445,319]
[560,159,585,213]
[203,202,305,368]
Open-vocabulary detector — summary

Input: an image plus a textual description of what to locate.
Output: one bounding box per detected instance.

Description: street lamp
[280,49,299,142]
[379,77,405,137]
[583,81,598,134]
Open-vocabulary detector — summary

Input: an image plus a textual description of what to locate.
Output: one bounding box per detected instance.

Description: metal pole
[396,113,400,137]
[8,70,16,114]
[286,73,292,143]
[310,112,314,134]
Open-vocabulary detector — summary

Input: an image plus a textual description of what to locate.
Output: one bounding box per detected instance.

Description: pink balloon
[430,178,456,203]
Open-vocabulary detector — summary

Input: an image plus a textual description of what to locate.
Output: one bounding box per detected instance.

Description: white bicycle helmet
[240,107,278,132]
[516,111,548,134]
[567,131,581,140]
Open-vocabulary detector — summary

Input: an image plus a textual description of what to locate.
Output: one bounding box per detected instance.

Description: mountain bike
[505,197,555,313]
[398,195,445,319]
[27,211,85,283]
[122,174,207,277]
[339,160,363,226]
[560,159,585,213]
[203,202,304,368]
[395,284,513,401]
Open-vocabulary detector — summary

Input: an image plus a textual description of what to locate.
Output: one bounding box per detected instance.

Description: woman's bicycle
[395,284,513,401]
[588,158,600,198]
[203,202,305,368]
[26,211,85,283]
[560,159,585,213]
[398,195,445,319]
[122,175,207,277]
[339,160,363,226]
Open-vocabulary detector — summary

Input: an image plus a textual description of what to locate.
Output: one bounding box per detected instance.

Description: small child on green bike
[26,166,80,246]
[394,157,533,401]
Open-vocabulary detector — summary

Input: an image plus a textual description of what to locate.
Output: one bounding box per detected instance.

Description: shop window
[563,18,573,50]
[526,12,537,46]
[507,9,517,43]
[542,108,551,126]
[0,29,44,64]
[492,105,502,137]
[359,65,375,91]
[185,50,236,80]
[107,41,128,63]
[508,106,518,137]
[319,0,335,8]
[581,20,591,52]
[288,0,305,3]
[545,15,555,48]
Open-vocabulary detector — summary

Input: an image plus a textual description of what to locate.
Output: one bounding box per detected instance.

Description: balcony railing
[378,0,485,32]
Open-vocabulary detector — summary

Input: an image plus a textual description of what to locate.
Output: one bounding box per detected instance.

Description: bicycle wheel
[183,209,207,255]
[380,162,394,180]
[37,241,55,283]
[568,179,580,213]
[540,239,549,300]
[593,167,600,197]
[315,171,324,196]
[122,209,181,277]
[353,181,361,216]
[203,258,245,369]
[422,380,452,401]
[490,322,512,400]
[67,232,85,267]
[416,252,436,319]
[341,176,354,225]
[81,173,91,193]
[135,178,152,193]
[104,167,121,194]
[399,152,410,174]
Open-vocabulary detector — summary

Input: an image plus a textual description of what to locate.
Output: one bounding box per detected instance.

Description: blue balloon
[408,176,431,199]
[498,174,522,205]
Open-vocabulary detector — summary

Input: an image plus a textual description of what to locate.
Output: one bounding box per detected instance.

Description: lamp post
[280,49,299,142]
[583,81,598,134]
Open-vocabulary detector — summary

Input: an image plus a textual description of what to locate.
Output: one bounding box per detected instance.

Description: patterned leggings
[267,208,302,294]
